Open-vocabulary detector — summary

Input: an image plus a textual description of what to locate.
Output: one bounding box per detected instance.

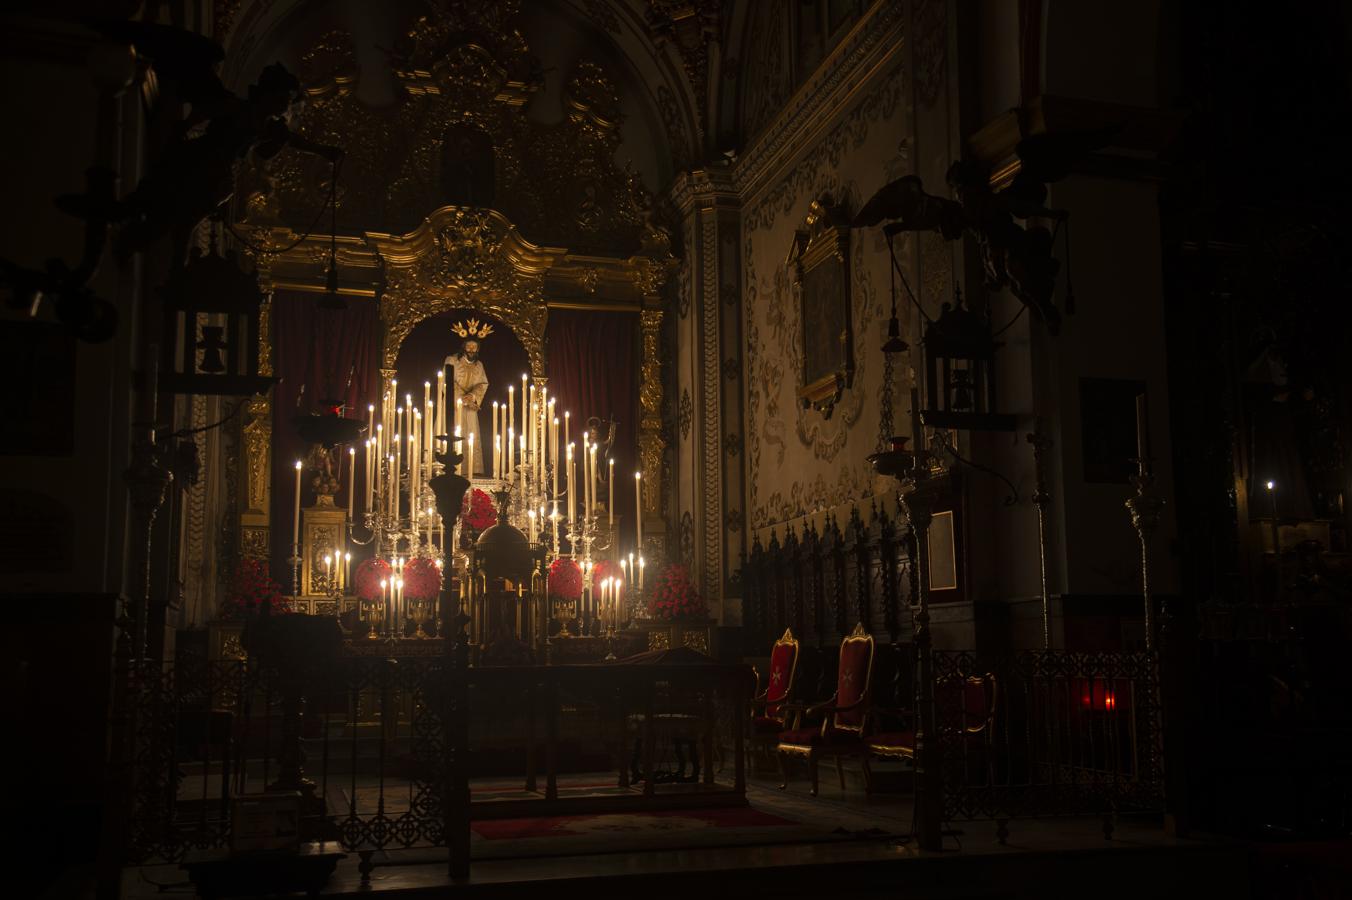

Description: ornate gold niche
[232,1,680,576]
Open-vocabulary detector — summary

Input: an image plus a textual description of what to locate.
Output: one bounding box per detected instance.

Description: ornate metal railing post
[429,460,471,879]
[1125,466,1165,655]
[1027,427,1054,649]
[1125,460,1174,830]
[873,440,945,851]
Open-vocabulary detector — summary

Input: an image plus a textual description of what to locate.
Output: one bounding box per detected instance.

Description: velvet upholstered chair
[776,623,875,796]
[866,672,998,782]
[749,628,800,757]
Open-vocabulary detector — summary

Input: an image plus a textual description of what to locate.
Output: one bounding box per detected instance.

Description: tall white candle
[348,447,356,519]
[494,434,501,482]
[492,401,500,477]
[552,417,560,502]
[635,471,643,557]
[456,397,463,438]
[521,374,528,451]
[567,443,576,526]
[292,460,303,548]
[467,432,475,478]
[507,385,514,460]
[365,439,373,511]
[507,426,515,474]
[437,370,445,438]
[608,458,614,525]
[519,434,527,501]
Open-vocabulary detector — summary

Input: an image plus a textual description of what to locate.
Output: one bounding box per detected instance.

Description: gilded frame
[790,195,854,416]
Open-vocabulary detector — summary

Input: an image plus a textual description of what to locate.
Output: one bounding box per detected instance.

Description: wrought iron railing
[119,651,751,873]
[929,650,1164,836]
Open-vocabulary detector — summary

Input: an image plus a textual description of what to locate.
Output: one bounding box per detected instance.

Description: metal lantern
[920,296,1015,432]
[159,247,274,397]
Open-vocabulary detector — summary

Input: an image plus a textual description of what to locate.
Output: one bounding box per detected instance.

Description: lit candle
[292,460,303,548]
[344,551,351,592]
[492,401,500,477]
[456,397,463,438]
[324,553,332,589]
[409,432,418,508]
[494,434,501,483]
[507,427,515,473]
[520,434,527,501]
[590,443,599,518]
[639,556,645,592]
[567,443,576,526]
[563,411,570,461]
[552,417,560,502]
[507,385,514,460]
[521,374,528,450]
[467,432,475,478]
[365,439,373,511]
[367,402,375,441]
[635,471,643,558]
[608,458,614,526]
[437,369,446,437]
[528,508,536,543]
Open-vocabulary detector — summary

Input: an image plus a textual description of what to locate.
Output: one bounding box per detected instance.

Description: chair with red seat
[749,628,801,758]
[776,623,875,796]
[867,672,997,780]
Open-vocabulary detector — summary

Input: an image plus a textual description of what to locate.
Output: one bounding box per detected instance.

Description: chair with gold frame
[749,628,801,759]
[776,623,875,796]
[866,672,997,780]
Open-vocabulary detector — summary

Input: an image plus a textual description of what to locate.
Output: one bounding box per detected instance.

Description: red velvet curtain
[269,292,380,584]
[546,308,640,556]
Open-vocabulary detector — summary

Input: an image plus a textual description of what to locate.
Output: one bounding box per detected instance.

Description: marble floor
[123,764,1252,898]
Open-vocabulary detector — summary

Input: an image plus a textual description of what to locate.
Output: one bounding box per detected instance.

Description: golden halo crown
[451,318,494,340]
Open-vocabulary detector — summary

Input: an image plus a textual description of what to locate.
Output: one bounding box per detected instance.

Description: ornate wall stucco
[742,59,909,534]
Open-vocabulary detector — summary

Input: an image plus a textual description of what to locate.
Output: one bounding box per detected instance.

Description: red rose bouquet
[353,557,393,603]
[463,488,498,532]
[220,557,287,621]
[547,557,583,600]
[649,563,707,621]
[402,557,442,601]
[591,558,622,592]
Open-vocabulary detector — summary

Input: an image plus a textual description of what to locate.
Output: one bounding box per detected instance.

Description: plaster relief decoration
[742,61,905,532]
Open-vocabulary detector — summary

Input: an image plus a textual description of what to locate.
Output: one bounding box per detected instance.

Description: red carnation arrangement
[219,557,287,621]
[402,557,442,601]
[353,557,393,603]
[649,563,707,621]
[463,488,498,532]
[548,557,583,600]
[591,558,623,592]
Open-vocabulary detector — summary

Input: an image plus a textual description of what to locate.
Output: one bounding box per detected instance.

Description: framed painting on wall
[790,194,854,416]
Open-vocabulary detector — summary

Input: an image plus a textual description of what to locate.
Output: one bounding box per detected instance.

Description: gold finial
[451,318,494,340]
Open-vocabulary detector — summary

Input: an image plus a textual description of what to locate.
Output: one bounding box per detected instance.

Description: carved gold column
[638,304,667,565]
[239,269,274,562]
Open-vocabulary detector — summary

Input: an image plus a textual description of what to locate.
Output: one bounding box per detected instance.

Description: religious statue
[444,319,492,475]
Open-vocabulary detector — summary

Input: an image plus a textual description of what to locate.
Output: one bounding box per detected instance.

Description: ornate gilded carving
[638,307,666,518]
[679,388,693,441]
[249,7,655,255]
[682,629,709,654]
[644,0,722,131]
[240,525,269,562]
[241,399,270,515]
[372,206,558,375]
[648,630,671,651]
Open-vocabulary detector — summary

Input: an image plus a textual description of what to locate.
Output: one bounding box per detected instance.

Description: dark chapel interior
[3,1,1351,898]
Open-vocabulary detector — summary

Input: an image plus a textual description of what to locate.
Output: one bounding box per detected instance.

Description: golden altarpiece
[223,5,677,657]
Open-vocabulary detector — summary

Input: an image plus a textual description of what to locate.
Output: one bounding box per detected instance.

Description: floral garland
[219,557,286,621]
[463,488,498,532]
[402,557,442,601]
[547,557,583,600]
[648,563,707,621]
[353,557,393,603]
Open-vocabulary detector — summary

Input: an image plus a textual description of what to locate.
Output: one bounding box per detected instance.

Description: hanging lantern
[920,293,1015,432]
[159,247,274,397]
